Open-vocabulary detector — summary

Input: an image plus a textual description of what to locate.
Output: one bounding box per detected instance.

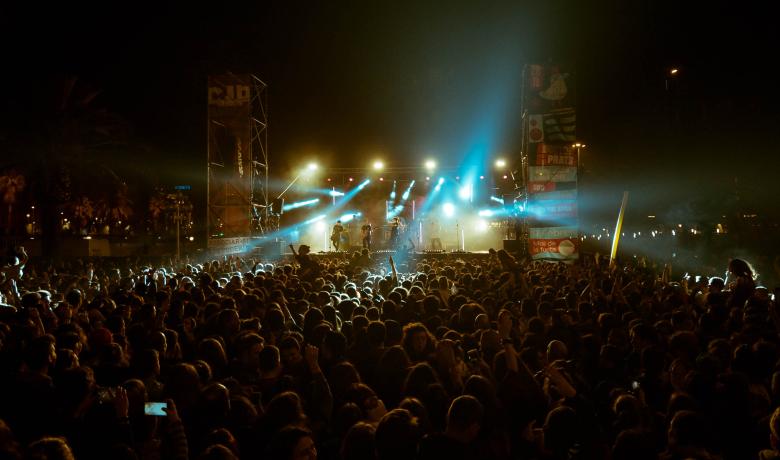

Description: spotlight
[306,162,318,172]
[478,210,493,217]
[458,184,473,201]
[424,159,436,171]
[314,221,326,232]
[401,180,415,201]
[339,212,362,223]
[349,177,354,182]
[373,160,384,171]
[475,220,489,233]
[442,202,455,218]
[495,159,506,168]
[282,198,320,211]
[434,177,444,192]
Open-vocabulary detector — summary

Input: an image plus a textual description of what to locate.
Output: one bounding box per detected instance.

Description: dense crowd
[1,244,779,460]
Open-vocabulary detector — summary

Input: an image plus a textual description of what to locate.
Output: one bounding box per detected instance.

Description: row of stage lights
[297,157,511,175]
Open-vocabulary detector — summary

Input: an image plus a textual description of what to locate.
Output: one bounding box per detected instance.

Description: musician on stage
[331,220,345,251]
[361,221,373,251]
[390,216,402,248]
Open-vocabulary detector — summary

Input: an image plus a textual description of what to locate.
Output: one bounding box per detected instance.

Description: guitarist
[330,220,344,251]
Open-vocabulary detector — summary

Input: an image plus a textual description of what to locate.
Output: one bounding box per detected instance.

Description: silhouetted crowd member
[1,249,779,459]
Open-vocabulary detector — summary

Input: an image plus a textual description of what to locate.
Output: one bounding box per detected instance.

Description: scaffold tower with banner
[207,73,269,249]
[520,64,580,261]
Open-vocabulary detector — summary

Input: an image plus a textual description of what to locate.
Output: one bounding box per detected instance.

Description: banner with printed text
[208,74,253,241]
[524,63,579,258]
[529,226,579,261]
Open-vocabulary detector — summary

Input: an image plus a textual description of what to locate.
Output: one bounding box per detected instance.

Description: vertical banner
[524,64,579,261]
[208,74,253,241]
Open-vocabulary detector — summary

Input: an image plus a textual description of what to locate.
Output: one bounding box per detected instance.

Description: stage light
[458,183,473,202]
[373,160,384,171]
[306,162,318,172]
[356,179,371,190]
[305,214,327,225]
[434,177,444,192]
[495,159,506,168]
[282,198,320,211]
[339,212,362,223]
[502,175,508,179]
[478,209,493,217]
[349,177,354,182]
[379,177,384,181]
[669,68,679,75]
[425,176,430,181]
[442,202,455,218]
[314,221,326,232]
[390,181,397,200]
[328,190,345,197]
[401,180,415,201]
[475,219,489,233]
[490,196,504,204]
[424,159,436,171]
[188,236,195,241]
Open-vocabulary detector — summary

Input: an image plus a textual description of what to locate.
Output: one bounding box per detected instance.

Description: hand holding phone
[144,401,168,417]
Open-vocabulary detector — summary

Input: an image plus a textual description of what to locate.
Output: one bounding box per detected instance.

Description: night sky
[2,1,779,223]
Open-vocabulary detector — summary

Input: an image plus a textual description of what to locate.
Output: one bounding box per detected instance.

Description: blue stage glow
[304,214,327,225]
[490,196,504,204]
[478,209,493,217]
[328,190,345,197]
[390,181,397,200]
[282,198,320,211]
[401,180,415,201]
[442,202,456,218]
[339,212,362,223]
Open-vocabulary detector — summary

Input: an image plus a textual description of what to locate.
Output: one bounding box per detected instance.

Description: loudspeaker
[503,239,523,253]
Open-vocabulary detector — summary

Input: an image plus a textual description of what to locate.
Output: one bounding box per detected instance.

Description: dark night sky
[2,1,779,223]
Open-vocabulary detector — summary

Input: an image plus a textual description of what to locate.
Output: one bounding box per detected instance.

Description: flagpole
[609,192,629,266]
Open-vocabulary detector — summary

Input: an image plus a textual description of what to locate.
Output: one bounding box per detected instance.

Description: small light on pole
[495,159,506,168]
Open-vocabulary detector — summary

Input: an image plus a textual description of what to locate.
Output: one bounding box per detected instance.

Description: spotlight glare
[442,202,455,218]
[306,162,318,171]
[424,159,436,171]
[475,219,489,233]
[458,184,473,201]
[314,221,326,232]
[372,160,384,171]
[478,209,493,217]
[495,159,506,168]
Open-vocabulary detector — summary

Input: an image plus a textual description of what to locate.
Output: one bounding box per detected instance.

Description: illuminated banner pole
[609,192,629,266]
